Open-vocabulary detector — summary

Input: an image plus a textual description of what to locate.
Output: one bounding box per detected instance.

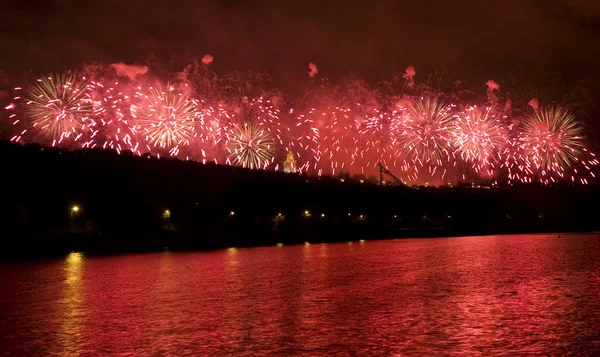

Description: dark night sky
[1,0,599,98]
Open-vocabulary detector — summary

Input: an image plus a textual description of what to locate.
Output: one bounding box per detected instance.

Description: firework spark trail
[498,106,598,184]
[192,101,233,163]
[451,106,507,171]
[520,107,598,184]
[226,122,276,169]
[130,84,198,151]
[397,97,455,169]
[522,107,584,174]
[243,97,286,147]
[87,80,139,154]
[25,74,93,143]
[294,107,367,177]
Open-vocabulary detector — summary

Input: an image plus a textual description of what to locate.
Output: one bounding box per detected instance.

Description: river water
[1,234,599,356]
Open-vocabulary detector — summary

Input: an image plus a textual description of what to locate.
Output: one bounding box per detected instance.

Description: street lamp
[70,205,79,225]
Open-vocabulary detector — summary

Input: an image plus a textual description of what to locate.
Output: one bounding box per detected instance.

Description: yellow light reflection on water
[65,252,84,283]
[59,252,85,355]
[67,251,82,261]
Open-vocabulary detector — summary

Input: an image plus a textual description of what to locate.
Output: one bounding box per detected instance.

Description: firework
[131,84,198,150]
[451,106,507,169]
[25,74,92,142]
[521,107,584,176]
[191,102,233,163]
[5,64,597,185]
[88,80,140,153]
[237,97,285,145]
[226,122,276,169]
[397,97,455,166]
[293,107,364,176]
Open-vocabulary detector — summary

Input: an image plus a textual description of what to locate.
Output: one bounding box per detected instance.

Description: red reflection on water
[0,234,599,355]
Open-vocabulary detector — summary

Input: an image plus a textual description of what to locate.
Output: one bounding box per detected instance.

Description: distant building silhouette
[283,151,297,173]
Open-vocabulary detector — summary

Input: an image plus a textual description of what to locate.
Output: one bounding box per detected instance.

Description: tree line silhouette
[1,140,598,258]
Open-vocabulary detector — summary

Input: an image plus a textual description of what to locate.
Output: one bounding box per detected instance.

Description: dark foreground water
[1,234,600,356]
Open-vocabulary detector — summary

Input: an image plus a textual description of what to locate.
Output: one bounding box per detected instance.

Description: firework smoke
[486,80,500,105]
[202,54,214,65]
[528,98,539,112]
[308,62,318,78]
[403,66,416,88]
[110,63,148,80]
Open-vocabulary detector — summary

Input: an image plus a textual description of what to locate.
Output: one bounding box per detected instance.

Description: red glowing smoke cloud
[110,63,148,80]
[201,54,214,65]
[403,66,416,87]
[486,80,499,91]
[308,62,318,78]
[486,80,500,104]
[529,98,539,111]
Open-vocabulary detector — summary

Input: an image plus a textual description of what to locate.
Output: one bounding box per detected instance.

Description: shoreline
[1,229,594,261]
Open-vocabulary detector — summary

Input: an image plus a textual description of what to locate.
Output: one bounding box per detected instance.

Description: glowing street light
[70,205,80,225]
